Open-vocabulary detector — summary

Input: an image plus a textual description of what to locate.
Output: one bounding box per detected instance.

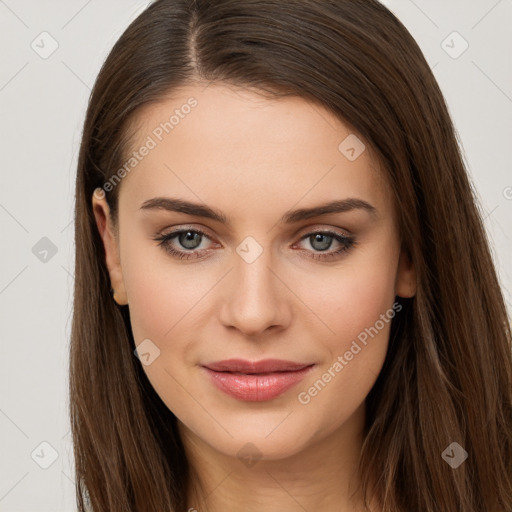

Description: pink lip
[202,359,315,401]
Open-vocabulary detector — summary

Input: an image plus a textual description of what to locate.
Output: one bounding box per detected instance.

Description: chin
[190,415,317,462]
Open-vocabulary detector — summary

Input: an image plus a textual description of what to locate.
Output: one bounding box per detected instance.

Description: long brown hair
[69,0,512,510]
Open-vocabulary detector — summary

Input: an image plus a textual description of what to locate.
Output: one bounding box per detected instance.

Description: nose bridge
[219,236,290,336]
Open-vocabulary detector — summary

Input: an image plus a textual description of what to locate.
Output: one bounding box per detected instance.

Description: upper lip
[203,359,313,374]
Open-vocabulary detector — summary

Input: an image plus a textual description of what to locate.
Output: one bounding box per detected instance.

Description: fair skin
[92,82,416,512]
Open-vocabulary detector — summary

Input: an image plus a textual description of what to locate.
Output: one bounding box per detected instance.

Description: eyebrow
[139,197,378,224]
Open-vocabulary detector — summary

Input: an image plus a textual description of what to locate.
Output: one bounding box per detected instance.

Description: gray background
[0,0,510,510]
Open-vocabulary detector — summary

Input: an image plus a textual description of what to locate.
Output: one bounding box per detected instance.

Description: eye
[153,228,213,260]
[294,231,356,261]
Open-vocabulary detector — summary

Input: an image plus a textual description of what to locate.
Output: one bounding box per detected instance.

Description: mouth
[202,359,315,402]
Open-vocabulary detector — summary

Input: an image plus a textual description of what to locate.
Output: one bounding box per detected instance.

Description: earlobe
[92,189,128,305]
[395,249,416,298]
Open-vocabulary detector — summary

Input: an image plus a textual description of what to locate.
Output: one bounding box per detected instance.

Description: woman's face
[93,83,415,462]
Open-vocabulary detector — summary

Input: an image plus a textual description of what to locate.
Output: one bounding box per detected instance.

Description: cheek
[120,247,211,421]
[293,233,400,427]
[300,230,399,355]
[120,233,213,344]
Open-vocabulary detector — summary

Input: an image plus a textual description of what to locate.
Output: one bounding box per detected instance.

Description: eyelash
[153,227,356,262]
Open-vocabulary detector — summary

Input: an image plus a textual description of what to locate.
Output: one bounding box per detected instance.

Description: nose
[219,247,292,337]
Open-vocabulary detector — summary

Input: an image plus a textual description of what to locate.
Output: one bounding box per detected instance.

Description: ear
[91,189,128,305]
[395,248,416,298]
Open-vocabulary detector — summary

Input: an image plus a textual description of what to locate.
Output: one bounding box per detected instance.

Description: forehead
[118,82,392,220]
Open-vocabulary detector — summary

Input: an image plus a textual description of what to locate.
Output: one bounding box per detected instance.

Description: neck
[179,403,380,512]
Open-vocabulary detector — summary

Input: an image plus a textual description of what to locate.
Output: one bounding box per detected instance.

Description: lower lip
[202,365,315,402]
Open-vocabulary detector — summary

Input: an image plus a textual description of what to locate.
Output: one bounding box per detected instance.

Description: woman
[69,0,512,510]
